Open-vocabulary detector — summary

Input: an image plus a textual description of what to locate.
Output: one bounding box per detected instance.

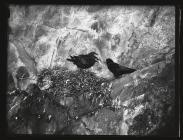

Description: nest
[8,66,114,134]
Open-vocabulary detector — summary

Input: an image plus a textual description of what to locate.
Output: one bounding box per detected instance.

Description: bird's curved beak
[95,57,102,62]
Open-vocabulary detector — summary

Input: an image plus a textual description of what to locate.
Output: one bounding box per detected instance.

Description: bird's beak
[66,58,72,61]
[91,52,98,56]
[95,57,101,62]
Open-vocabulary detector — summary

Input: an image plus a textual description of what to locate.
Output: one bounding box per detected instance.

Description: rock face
[7,6,175,135]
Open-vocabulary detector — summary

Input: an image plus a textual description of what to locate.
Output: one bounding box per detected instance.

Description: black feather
[106,58,136,78]
[67,52,99,69]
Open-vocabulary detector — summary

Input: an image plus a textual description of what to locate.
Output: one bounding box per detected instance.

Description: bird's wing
[80,57,87,64]
[110,62,121,70]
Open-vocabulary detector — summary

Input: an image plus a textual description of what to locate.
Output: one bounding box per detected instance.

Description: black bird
[67,52,100,69]
[106,58,136,78]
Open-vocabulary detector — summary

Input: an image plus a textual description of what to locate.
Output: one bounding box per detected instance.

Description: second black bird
[106,58,136,78]
[67,52,99,69]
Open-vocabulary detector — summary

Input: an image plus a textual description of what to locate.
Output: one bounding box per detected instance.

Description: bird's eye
[15,116,18,120]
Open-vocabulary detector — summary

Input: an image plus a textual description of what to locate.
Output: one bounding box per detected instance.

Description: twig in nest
[66,27,88,33]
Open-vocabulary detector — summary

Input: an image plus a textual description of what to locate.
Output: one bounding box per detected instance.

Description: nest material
[8,66,114,134]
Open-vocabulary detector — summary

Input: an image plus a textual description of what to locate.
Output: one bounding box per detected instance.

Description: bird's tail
[123,68,136,74]
[128,68,136,73]
[118,67,136,76]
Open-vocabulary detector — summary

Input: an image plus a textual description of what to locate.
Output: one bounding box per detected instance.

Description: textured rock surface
[7,6,175,135]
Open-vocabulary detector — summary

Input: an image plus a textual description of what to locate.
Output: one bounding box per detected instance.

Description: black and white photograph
[7,5,177,135]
